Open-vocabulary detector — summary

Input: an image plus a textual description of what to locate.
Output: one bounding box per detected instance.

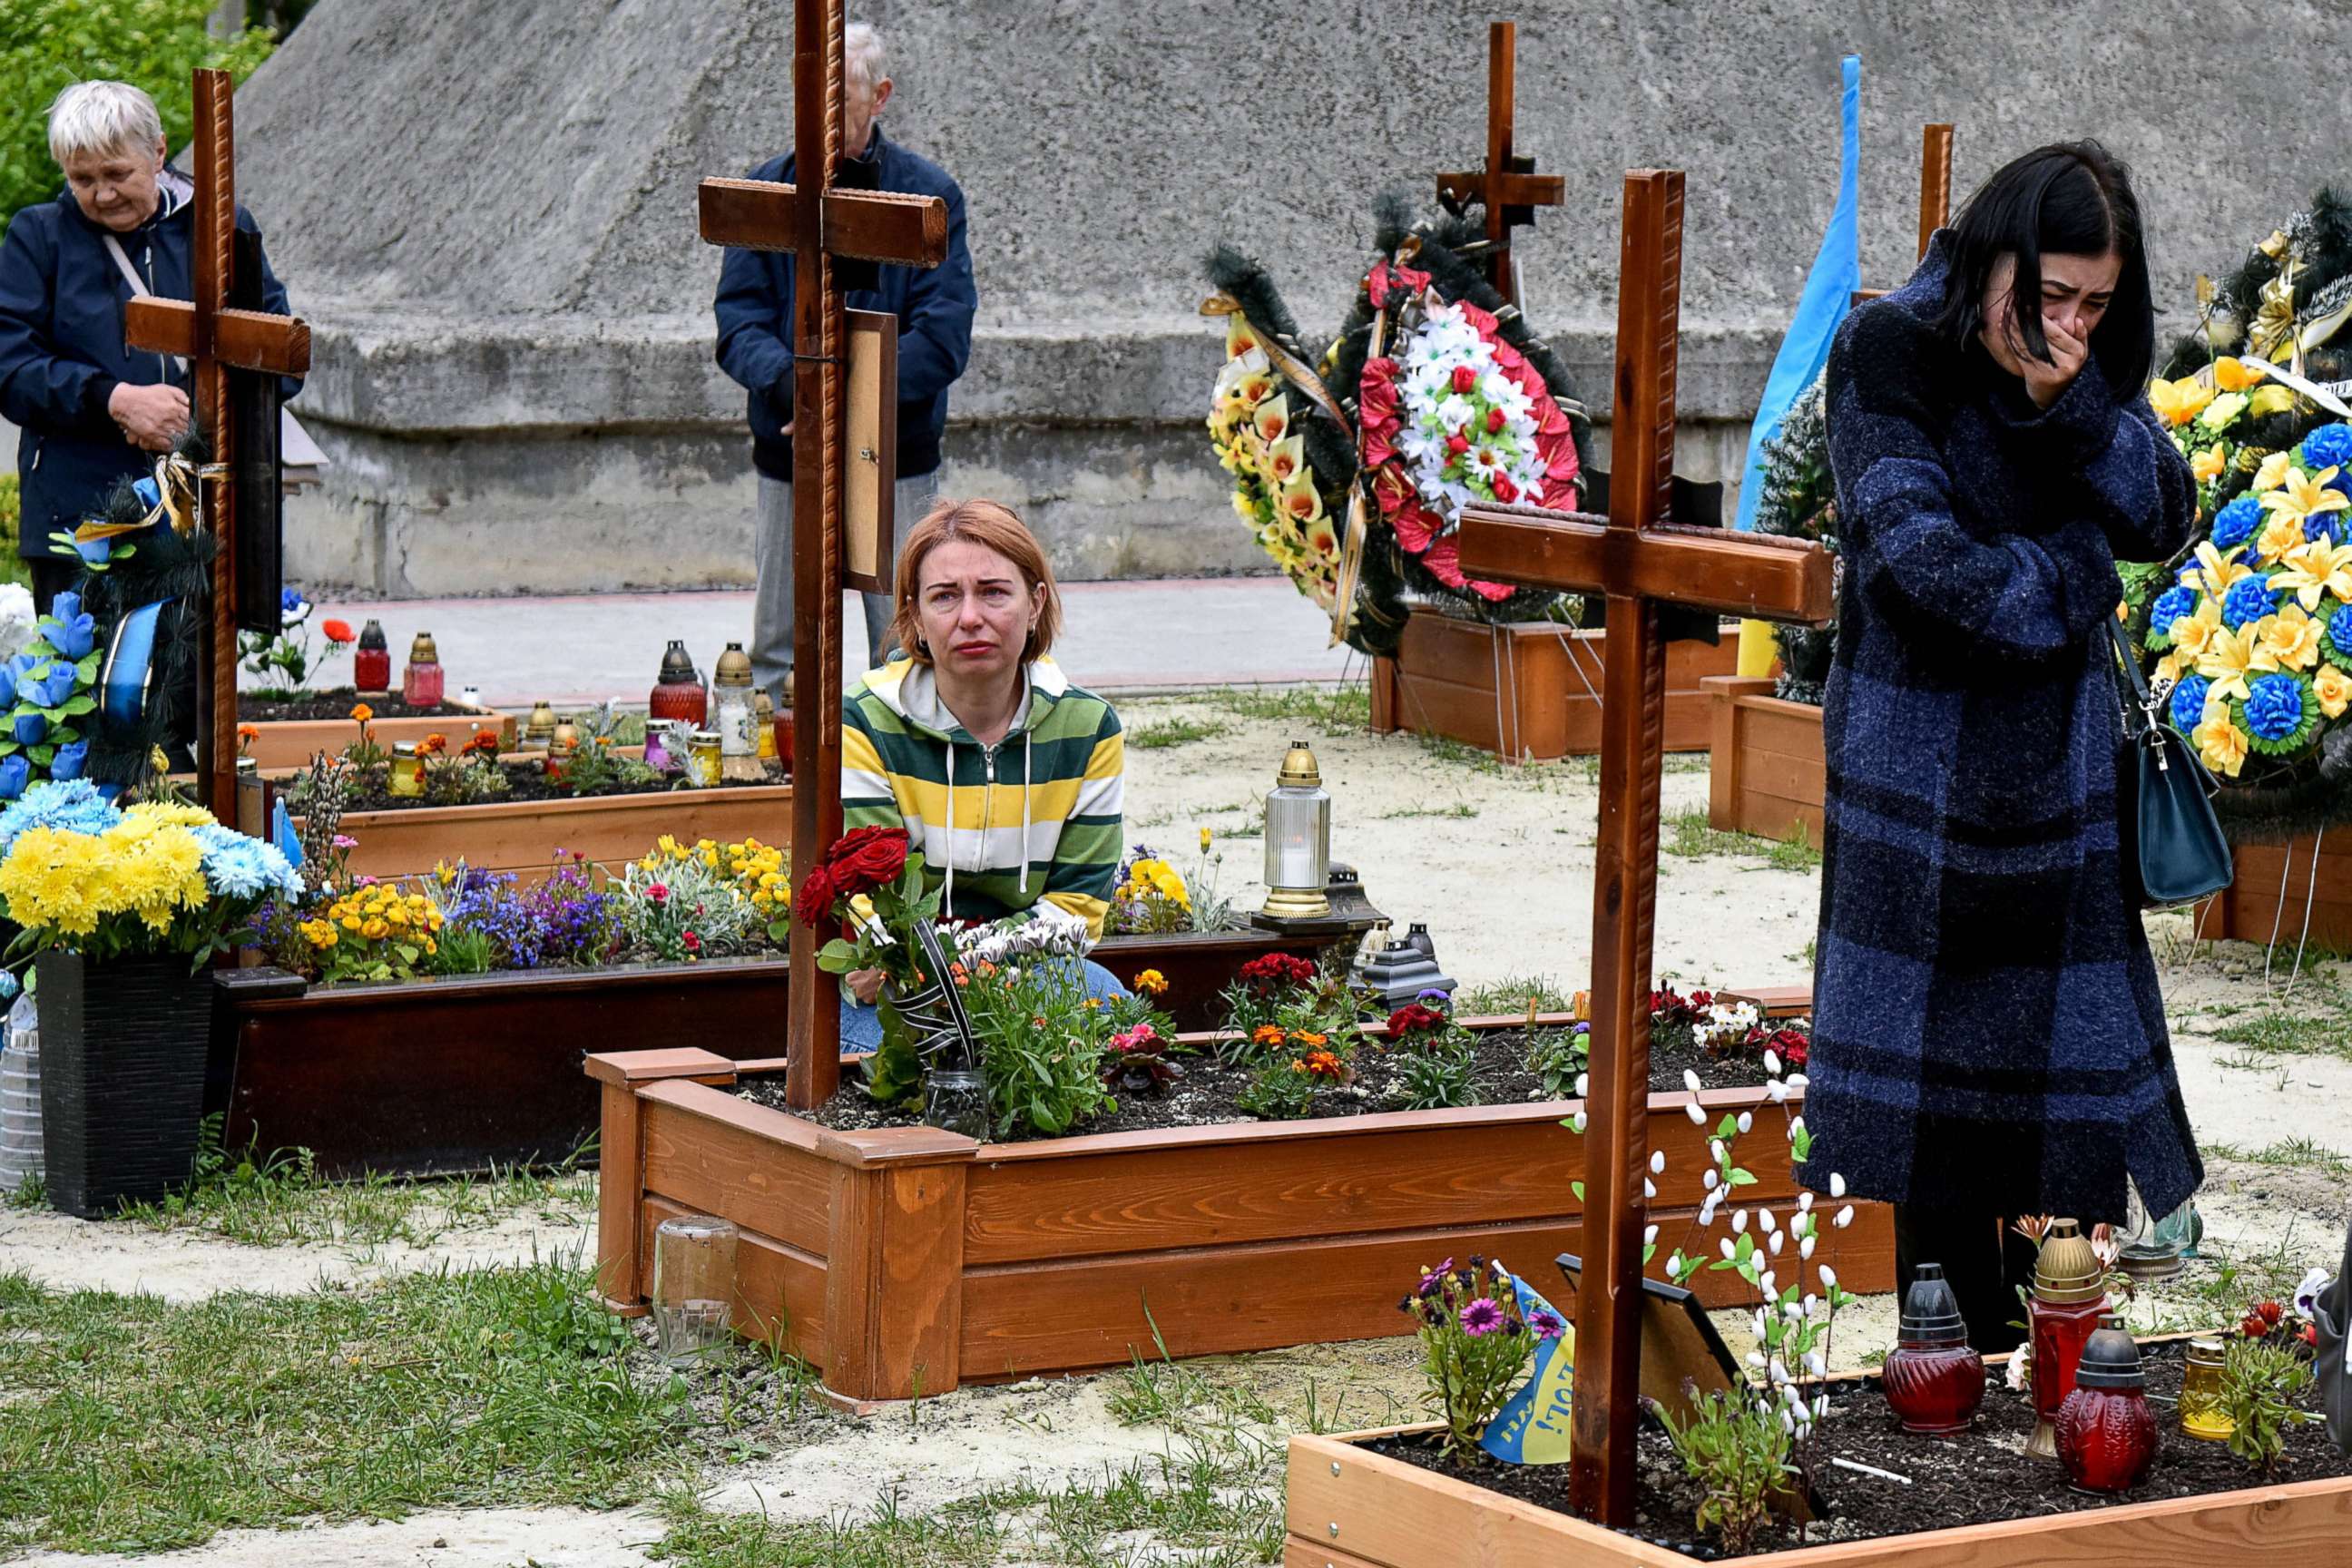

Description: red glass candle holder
[650,641,707,726]
[2025,1219,2109,1456]
[1883,1263,1984,1433]
[2054,1319,2159,1493]
[354,618,391,692]
[772,704,795,775]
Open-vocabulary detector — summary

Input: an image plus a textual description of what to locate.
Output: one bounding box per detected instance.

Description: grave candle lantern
[755,691,778,762]
[1259,740,1331,919]
[353,619,391,693]
[388,740,423,798]
[2178,1335,2233,1441]
[545,720,581,780]
[401,632,444,708]
[649,640,707,727]
[2026,1218,2110,1459]
[1881,1262,1985,1433]
[712,642,762,782]
[523,700,559,750]
[651,1212,738,1367]
[2054,1316,2160,1494]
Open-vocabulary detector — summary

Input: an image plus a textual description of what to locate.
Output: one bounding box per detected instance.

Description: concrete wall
[223,0,2350,595]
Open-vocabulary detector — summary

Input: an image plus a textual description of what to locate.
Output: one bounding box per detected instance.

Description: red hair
[889,498,1063,664]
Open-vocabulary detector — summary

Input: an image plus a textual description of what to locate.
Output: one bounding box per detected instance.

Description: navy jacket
[1803,234,2202,1222]
[713,127,976,482]
[0,182,294,560]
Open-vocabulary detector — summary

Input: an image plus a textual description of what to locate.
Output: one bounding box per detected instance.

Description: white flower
[2295,1267,2334,1319]
[1574,1073,1588,1098]
[1762,1049,1781,1075]
[1737,1112,1753,1134]
[1643,1178,1658,1200]
[1799,1234,1818,1260]
[1721,1238,1739,1259]
[1732,1209,1749,1234]
[1683,1068,1703,1094]
[1788,1073,1809,1091]
[1686,1102,1708,1125]
[1803,1350,1827,1378]
[1698,1196,1720,1226]
[1571,1112,1588,1133]
[1752,1308,1769,1338]
[1747,1350,1767,1370]
[1802,1292,1818,1316]
[1759,1208,1778,1234]
[1828,1172,1847,1199]
[1709,1140,1726,1166]
[1834,1206,1854,1229]
[1797,1191,1815,1213]
[1818,1265,1839,1290]
[1702,1169,1720,1191]
[1769,1357,1790,1386]
[1813,1394,1829,1418]
[1767,1081,1791,1103]
[2004,1348,2031,1390]
[1784,1300,1805,1320]
[1788,1116,1806,1139]
[1768,1232,1785,1256]
[1759,1269,1778,1297]
[1780,1410,1797,1434]
[1650,1150,1667,1175]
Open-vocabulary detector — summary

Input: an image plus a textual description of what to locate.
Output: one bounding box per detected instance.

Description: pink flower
[682,930,701,953]
[1458,1298,1505,1337]
[331,834,359,850]
[648,883,669,904]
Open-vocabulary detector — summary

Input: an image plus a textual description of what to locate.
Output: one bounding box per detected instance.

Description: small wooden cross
[1854,122,1955,305]
[1434,21,1563,308]
[696,0,948,1109]
[1455,170,1835,1526]
[122,67,310,818]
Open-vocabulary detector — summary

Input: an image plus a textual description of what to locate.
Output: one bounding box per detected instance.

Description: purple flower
[1527,1308,1566,1341]
[1458,1298,1504,1338]
[1416,1257,1455,1299]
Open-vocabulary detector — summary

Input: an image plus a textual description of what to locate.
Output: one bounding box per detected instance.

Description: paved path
[289,577,1362,710]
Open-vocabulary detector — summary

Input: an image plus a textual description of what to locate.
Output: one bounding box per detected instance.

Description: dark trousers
[1893,1204,2037,1356]
[26,556,76,616]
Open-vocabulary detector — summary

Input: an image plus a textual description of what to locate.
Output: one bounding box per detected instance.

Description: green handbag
[2108,620,2233,909]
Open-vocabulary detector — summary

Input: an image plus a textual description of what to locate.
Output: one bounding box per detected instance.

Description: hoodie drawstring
[1019,731,1034,898]
[942,738,956,917]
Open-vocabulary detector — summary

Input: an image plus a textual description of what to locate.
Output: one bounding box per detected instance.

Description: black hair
[1935,140,2154,395]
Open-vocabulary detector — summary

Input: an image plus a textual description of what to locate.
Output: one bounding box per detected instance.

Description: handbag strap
[2106,617,2156,740]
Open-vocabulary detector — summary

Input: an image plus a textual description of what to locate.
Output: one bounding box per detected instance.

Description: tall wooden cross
[1455,171,1835,1525]
[1434,20,1563,308]
[697,0,948,1108]
[1855,122,1955,305]
[122,67,310,816]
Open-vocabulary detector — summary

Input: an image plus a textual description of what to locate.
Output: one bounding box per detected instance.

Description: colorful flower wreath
[1207,321,1345,614]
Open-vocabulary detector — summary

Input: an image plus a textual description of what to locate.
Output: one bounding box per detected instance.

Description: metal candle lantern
[353,618,391,692]
[1352,923,1456,1007]
[401,632,444,708]
[1259,740,1331,920]
[651,1212,739,1367]
[2026,1219,2111,1459]
[2053,1317,2160,1493]
[523,700,559,749]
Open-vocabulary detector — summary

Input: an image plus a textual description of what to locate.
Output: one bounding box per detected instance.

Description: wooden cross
[1434,20,1563,308]
[1854,122,1955,305]
[1455,170,1835,1526]
[697,0,948,1109]
[122,67,309,817]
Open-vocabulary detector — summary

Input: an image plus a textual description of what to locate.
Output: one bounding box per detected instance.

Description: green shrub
[1660,1384,1797,1554]
[0,0,275,230]
[2222,1335,2315,1476]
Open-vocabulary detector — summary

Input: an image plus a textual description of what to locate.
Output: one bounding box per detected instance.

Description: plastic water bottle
[0,991,40,1197]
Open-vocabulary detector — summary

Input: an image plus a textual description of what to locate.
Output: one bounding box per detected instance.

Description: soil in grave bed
[240,688,489,722]
[1366,1341,2352,1560]
[341,759,786,812]
[740,1025,1785,1141]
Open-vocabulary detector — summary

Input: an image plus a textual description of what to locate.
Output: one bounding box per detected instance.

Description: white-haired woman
[0,80,297,612]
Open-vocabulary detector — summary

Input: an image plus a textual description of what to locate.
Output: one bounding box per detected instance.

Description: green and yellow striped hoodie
[841,657,1124,938]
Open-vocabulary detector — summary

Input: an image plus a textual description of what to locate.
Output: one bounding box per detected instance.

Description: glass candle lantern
[353,619,391,692]
[523,700,559,750]
[388,740,424,797]
[401,632,445,708]
[923,1068,989,1140]
[712,642,761,780]
[2054,1317,2160,1494]
[689,729,722,788]
[2026,1218,2110,1459]
[544,721,581,780]
[2116,1181,2195,1285]
[1882,1262,1986,1433]
[1259,740,1331,919]
[755,691,777,761]
[649,640,707,727]
[652,1213,739,1367]
[772,702,795,776]
[2179,1335,2234,1441]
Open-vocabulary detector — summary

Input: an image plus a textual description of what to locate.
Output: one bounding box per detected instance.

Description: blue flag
[1732,54,1862,531]
[1479,1270,1577,1465]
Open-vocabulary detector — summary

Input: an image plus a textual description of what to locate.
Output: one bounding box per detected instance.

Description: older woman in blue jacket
[0,80,296,612]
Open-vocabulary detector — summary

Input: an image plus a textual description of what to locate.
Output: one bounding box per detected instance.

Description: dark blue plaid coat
[1803,238,2203,1223]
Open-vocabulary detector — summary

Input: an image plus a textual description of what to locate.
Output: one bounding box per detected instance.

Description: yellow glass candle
[2180,1335,2233,1440]
[388,741,424,799]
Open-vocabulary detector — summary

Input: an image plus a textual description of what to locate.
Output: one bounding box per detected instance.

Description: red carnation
[823,826,910,900]
[1240,952,1318,992]
[1387,1003,1446,1038]
[320,618,356,644]
[2256,1299,2284,1327]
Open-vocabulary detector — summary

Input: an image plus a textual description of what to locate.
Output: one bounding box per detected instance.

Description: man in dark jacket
[714,22,977,697]
[0,81,296,612]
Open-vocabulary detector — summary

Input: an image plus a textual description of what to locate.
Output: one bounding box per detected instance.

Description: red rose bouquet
[795,826,936,1102]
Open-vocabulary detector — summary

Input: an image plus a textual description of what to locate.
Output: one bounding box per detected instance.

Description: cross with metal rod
[122,67,309,817]
[1455,169,1835,1526]
[1434,20,1563,308]
[696,0,947,1108]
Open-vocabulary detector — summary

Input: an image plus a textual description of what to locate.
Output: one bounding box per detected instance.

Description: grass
[1192,683,1370,738]
[2202,1136,2352,1174]
[115,1122,597,1249]
[1128,715,1234,750]
[1661,808,1822,871]
[0,1257,740,1553]
[1380,802,1480,820]
[1456,974,1577,1014]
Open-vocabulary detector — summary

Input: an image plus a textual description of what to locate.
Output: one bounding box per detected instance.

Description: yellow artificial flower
[2199,392,2249,432]
[2190,444,2227,484]
[2148,377,2215,427]
[2256,511,2308,566]
[1251,394,1292,446]
[2192,709,2249,778]
[2257,604,2325,671]
[2250,385,2298,418]
[2316,663,2352,720]
[2181,542,2253,601]
[2260,466,2352,534]
[2254,451,2295,493]
[362,917,389,941]
[2211,356,2266,392]
[2270,538,2352,612]
[2196,622,2278,706]
[2154,650,2190,688]
[1264,434,1307,487]
[342,914,362,931]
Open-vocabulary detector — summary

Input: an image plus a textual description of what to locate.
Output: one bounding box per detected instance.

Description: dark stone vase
[37,949,211,1218]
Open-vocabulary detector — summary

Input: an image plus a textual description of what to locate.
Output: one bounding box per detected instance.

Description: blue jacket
[0,181,295,560]
[1803,234,2202,1222]
[713,127,976,482]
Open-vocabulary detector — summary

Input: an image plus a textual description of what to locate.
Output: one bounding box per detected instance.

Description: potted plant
[0,780,300,1216]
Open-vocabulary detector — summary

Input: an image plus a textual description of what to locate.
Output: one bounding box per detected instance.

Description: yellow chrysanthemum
[2270,538,2352,612]
[2192,709,2249,778]
[2316,664,2352,720]
[2257,604,2325,671]
[2253,451,2295,493]
[2148,377,2215,427]
[2197,622,2278,706]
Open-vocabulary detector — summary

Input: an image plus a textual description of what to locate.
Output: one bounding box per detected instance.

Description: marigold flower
[349,703,374,724]
[1251,1024,1285,1046]
[1290,1029,1328,1048]
[236,723,260,745]
[1134,967,1168,997]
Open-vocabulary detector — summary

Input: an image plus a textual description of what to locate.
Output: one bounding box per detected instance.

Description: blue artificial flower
[0,779,120,854]
[72,537,110,568]
[2211,495,2263,552]
[2308,513,2342,544]
[2149,586,2196,634]
[279,586,304,616]
[0,971,18,1003]
[2222,573,2278,630]
[2332,604,2352,656]
[2245,672,2308,743]
[23,662,77,710]
[47,740,87,782]
[0,758,33,802]
[192,824,304,901]
[2300,422,2352,473]
[12,712,45,749]
[38,593,94,661]
[2170,674,2212,733]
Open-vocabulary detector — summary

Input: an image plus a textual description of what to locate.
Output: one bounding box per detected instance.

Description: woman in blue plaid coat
[1805,143,2200,1351]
